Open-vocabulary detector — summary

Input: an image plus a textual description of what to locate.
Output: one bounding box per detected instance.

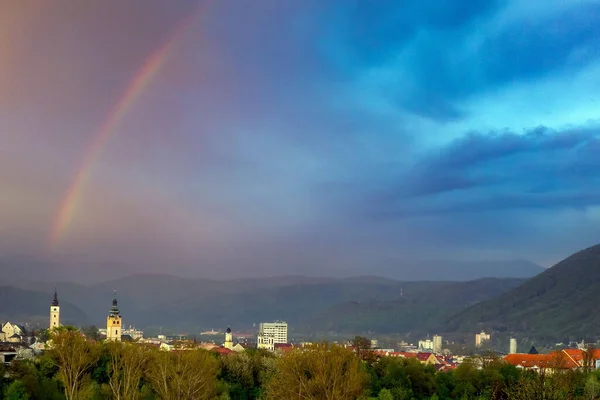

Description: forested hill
[445,244,600,340]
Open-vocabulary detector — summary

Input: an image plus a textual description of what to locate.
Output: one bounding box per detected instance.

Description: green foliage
[5,380,30,400]
[377,388,394,400]
[37,329,50,343]
[4,339,600,399]
[81,325,100,341]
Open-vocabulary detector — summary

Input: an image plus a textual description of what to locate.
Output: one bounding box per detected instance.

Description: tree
[584,374,600,400]
[48,330,100,400]
[145,349,219,400]
[106,342,152,400]
[583,344,597,374]
[377,388,393,400]
[81,326,100,341]
[353,336,375,362]
[37,329,50,343]
[265,342,368,400]
[5,380,31,400]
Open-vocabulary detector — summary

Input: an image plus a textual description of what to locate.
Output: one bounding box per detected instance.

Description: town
[3,290,600,372]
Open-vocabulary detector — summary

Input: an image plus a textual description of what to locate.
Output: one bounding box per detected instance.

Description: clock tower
[50,290,60,330]
[106,291,122,342]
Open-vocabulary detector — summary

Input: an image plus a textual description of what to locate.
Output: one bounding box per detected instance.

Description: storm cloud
[1,0,600,280]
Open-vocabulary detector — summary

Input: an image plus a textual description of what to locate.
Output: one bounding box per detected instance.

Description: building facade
[433,335,443,354]
[257,332,275,351]
[418,339,434,351]
[50,291,60,330]
[224,327,233,350]
[475,331,491,347]
[510,338,517,354]
[259,321,288,344]
[106,292,122,342]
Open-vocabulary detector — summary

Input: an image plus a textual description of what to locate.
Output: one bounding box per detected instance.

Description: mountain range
[0,256,545,283]
[15,250,600,340]
[1,274,524,335]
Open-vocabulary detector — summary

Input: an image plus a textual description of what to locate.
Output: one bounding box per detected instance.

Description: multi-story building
[433,335,443,354]
[475,331,491,347]
[418,339,434,351]
[259,321,288,344]
[257,332,275,351]
[510,338,517,354]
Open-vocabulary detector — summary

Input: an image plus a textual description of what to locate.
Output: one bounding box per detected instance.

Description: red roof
[212,347,234,355]
[416,352,433,361]
[503,351,579,369]
[274,343,294,352]
[504,354,549,368]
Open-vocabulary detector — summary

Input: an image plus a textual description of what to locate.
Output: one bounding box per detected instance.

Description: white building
[510,338,517,354]
[475,331,491,347]
[1,322,25,343]
[433,335,443,354]
[257,332,275,352]
[418,339,434,351]
[122,326,144,340]
[259,321,288,344]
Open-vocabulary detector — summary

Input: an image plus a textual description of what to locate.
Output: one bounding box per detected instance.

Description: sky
[2,0,600,280]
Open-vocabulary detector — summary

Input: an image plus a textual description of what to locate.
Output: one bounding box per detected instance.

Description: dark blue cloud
[334,0,500,64]
[328,1,600,121]
[361,124,600,219]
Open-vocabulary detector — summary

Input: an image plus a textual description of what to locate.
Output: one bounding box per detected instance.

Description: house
[7,334,23,344]
[232,343,246,353]
[274,343,294,354]
[562,348,600,368]
[373,351,440,366]
[2,322,26,340]
[503,350,580,371]
[0,343,17,366]
[213,347,234,355]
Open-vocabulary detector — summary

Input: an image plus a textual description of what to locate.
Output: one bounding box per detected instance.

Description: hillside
[0,286,88,327]
[445,244,600,341]
[6,275,523,335]
[302,278,524,334]
[402,260,545,281]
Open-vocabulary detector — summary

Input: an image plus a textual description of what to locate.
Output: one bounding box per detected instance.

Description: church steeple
[52,290,59,307]
[109,290,120,317]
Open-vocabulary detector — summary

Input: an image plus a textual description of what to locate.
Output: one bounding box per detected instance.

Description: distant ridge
[388,259,545,281]
[2,274,523,334]
[0,286,88,326]
[445,244,600,340]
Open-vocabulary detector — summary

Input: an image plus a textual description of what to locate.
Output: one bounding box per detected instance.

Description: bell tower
[106,291,122,342]
[224,327,233,349]
[50,290,60,330]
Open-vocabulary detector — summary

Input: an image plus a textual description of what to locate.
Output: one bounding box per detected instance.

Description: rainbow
[47,5,205,250]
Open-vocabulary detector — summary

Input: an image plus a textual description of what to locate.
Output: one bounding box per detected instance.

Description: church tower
[106,291,122,342]
[224,327,233,349]
[50,290,60,330]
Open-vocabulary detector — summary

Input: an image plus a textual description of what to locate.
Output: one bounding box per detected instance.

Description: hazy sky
[2,0,600,279]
